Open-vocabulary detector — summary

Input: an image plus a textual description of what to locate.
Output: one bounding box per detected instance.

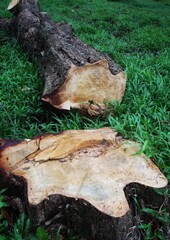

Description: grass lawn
[0,0,170,239]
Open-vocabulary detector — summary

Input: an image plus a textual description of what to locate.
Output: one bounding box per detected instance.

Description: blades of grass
[55,226,62,240]
[133,140,148,156]
[36,227,49,240]
[24,218,30,237]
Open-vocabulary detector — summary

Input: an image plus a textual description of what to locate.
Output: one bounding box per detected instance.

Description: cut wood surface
[0,0,126,115]
[0,128,168,239]
[0,128,167,216]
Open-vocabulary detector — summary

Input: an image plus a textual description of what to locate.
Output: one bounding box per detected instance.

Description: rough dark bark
[0,0,126,115]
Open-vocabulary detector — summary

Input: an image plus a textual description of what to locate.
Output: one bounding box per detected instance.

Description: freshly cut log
[0,128,167,239]
[0,0,126,115]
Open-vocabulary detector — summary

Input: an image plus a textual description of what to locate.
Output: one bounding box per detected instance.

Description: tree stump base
[0,128,167,239]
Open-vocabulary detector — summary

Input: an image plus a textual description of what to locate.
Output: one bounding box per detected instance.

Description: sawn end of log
[4,0,127,115]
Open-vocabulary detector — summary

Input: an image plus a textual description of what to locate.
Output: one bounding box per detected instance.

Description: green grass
[0,0,170,239]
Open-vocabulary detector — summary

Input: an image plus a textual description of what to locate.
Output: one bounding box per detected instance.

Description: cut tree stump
[0,0,126,115]
[0,128,167,240]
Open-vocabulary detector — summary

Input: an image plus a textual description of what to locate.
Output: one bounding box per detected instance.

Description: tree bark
[0,0,126,115]
[0,128,168,239]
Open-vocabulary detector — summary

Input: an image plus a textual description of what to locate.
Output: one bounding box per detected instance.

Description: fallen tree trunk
[0,128,167,239]
[0,0,126,115]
